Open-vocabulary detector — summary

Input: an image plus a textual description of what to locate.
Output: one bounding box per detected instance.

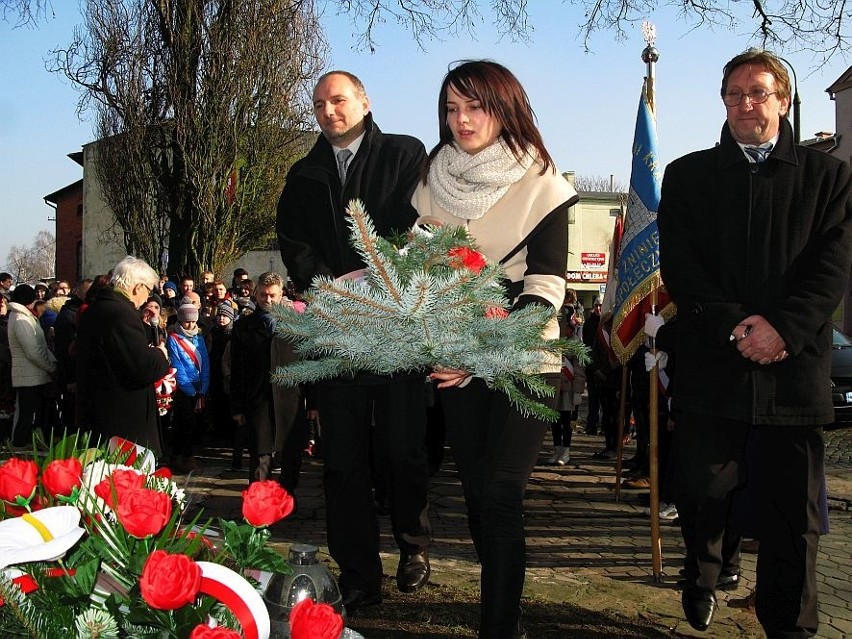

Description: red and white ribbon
[196,561,270,639]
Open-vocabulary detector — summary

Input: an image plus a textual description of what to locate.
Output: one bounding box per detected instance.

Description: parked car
[830,328,852,428]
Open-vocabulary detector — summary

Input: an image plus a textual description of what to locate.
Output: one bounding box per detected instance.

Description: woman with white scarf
[412,60,578,638]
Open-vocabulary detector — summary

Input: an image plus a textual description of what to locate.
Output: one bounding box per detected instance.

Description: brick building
[43,151,84,283]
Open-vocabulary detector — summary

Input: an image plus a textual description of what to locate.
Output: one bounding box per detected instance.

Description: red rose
[484,305,509,319]
[139,550,201,610]
[0,458,39,503]
[189,625,241,639]
[241,480,294,527]
[116,488,172,538]
[289,597,344,639]
[94,468,145,509]
[42,458,83,498]
[448,246,487,274]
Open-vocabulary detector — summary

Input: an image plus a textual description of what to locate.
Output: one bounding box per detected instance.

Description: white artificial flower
[0,506,85,570]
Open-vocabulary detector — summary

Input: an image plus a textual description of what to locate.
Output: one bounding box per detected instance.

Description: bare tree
[4,230,56,283]
[332,0,852,61]
[51,0,326,276]
[0,0,53,26]
[575,174,628,193]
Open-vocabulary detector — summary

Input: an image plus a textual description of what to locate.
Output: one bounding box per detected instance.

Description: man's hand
[644,313,665,338]
[735,315,789,365]
[233,414,246,426]
[335,268,368,284]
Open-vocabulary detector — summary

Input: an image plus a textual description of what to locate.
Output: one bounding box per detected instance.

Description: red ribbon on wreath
[154,368,178,416]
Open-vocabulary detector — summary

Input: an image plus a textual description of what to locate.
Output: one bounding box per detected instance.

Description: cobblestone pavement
[188,427,852,639]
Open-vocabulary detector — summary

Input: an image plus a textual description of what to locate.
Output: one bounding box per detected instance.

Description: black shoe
[682,588,716,631]
[341,588,382,615]
[396,551,431,593]
[716,572,741,591]
[677,569,739,591]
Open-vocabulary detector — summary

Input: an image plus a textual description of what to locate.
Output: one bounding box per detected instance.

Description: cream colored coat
[8,302,56,388]
[412,161,577,372]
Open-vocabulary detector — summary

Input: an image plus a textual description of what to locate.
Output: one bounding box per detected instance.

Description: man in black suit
[658,49,852,637]
[276,70,431,614]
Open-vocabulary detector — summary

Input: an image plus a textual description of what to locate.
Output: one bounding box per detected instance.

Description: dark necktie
[744,144,773,163]
[337,148,353,183]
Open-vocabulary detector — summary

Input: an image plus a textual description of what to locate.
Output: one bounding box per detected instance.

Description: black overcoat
[229,309,300,454]
[75,287,170,452]
[658,119,852,425]
[275,113,427,291]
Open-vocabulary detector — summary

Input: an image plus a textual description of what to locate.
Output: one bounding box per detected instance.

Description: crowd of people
[0,48,848,639]
[0,264,303,473]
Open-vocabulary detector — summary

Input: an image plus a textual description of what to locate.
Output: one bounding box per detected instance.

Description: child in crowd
[166,303,210,473]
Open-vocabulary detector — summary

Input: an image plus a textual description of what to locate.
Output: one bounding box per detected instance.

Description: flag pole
[641,22,664,582]
[613,197,627,502]
[614,362,628,502]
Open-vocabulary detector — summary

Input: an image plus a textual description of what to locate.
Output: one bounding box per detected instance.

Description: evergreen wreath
[271,199,588,421]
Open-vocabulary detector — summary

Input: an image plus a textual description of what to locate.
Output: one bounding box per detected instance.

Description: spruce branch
[272,202,589,421]
[0,571,51,638]
[347,199,403,304]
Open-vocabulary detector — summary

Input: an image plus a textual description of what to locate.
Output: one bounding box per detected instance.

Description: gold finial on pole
[641,21,659,112]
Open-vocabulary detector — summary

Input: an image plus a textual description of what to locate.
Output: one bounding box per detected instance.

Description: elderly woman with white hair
[75,256,170,454]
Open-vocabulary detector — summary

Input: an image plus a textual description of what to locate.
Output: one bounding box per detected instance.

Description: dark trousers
[318,376,431,593]
[171,390,204,458]
[13,384,49,446]
[632,399,671,478]
[441,376,558,639]
[584,371,600,433]
[551,410,574,447]
[425,381,447,475]
[599,385,620,451]
[245,394,306,487]
[673,413,823,638]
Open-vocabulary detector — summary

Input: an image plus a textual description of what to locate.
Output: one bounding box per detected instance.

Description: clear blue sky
[1,3,849,274]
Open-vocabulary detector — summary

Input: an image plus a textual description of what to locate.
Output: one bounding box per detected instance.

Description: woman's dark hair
[423,60,555,182]
[85,274,112,304]
[239,278,255,295]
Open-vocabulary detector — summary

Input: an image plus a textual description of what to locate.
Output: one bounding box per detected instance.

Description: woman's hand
[430,366,471,389]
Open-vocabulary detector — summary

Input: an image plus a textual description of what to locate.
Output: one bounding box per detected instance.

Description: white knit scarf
[429,140,536,220]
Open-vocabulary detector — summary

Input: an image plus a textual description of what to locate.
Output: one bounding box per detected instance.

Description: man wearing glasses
[657,49,852,638]
[76,256,170,454]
